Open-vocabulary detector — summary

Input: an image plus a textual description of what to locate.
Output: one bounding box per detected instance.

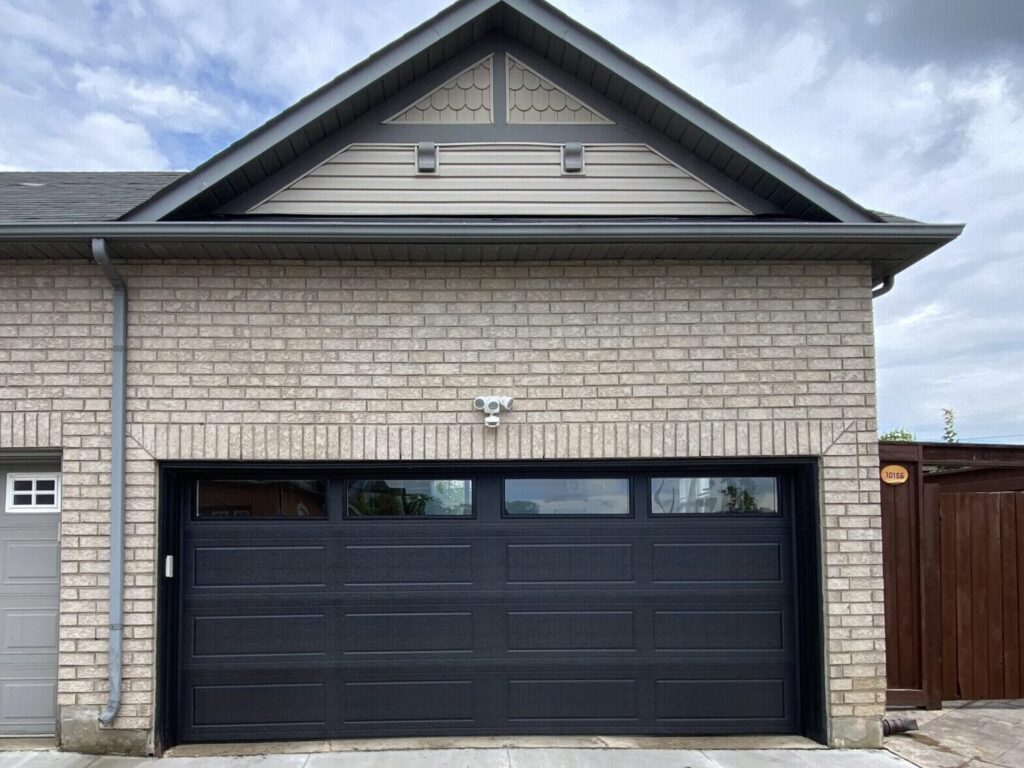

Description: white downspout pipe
[92,238,126,727]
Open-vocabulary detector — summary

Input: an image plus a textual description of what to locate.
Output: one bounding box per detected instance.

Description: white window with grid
[5,473,61,513]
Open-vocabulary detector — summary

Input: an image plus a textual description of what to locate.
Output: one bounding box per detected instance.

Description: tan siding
[250,143,752,216]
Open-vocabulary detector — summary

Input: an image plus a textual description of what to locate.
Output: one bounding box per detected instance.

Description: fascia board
[0,220,965,244]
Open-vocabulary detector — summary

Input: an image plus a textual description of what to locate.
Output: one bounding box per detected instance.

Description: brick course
[0,255,884,747]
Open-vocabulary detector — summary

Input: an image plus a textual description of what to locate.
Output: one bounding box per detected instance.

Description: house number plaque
[880,465,910,485]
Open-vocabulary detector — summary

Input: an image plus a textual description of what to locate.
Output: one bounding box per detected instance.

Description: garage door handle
[165,555,174,579]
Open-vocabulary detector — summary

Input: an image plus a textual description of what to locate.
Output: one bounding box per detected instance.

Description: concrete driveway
[0,748,914,768]
[884,700,1024,768]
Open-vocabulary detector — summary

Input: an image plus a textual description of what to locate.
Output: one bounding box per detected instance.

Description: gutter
[872,274,895,299]
[0,219,965,244]
[91,238,126,728]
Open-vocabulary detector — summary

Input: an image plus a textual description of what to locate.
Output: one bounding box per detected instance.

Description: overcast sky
[1,0,1021,442]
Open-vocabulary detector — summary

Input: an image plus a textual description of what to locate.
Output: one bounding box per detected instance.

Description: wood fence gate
[880,443,1024,708]
[939,492,1024,700]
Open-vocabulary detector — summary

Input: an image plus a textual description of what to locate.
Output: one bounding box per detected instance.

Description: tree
[880,427,915,442]
[942,408,959,443]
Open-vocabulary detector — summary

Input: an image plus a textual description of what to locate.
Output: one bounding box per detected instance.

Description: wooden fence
[939,492,1024,699]
[880,442,1024,707]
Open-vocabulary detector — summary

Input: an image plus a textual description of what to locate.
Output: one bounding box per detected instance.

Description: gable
[125,0,879,223]
[223,41,765,218]
[249,142,750,216]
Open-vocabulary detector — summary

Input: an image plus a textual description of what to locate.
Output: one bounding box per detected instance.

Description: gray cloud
[812,0,1024,71]
[669,0,1024,73]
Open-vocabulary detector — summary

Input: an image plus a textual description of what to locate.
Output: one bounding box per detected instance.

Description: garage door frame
[155,457,824,751]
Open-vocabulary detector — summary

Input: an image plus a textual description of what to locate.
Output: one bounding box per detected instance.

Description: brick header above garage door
[131,418,861,464]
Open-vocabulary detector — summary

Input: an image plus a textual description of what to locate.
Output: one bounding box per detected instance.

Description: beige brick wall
[0,256,884,747]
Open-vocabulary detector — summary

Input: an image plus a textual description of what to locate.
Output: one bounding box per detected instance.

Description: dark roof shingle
[0,172,182,222]
[870,210,921,225]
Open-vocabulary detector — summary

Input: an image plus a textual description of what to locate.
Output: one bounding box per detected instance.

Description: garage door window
[196,479,326,519]
[651,477,778,515]
[347,479,472,517]
[504,478,629,516]
[5,473,61,513]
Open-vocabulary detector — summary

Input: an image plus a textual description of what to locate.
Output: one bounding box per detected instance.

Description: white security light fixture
[473,395,514,428]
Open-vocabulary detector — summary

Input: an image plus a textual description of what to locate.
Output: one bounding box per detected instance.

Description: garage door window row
[194,475,778,520]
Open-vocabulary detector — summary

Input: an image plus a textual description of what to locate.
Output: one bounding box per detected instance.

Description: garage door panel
[343,544,474,586]
[655,678,789,722]
[0,677,57,733]
[0,601,59,655]
[1,538,59,588]
[343,611,474,654]
[191,614,327,658]
[182,595,796,662]
[343,680,475,724]
[507,610,636,652]
[178,662,799,739]
[192,682,327,728]
[506,543,633,583]
[651,542,782,583]
[508,678,637,721]
[653,610,785,651]
[192,545,326,588]
[179,664,334,742]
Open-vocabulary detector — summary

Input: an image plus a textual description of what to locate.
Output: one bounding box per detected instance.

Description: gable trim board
[120,0,878,223]
[248,142,752,217]
[385,55,495,124]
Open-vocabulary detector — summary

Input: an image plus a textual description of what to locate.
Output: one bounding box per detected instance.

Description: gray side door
[0,460,61,736]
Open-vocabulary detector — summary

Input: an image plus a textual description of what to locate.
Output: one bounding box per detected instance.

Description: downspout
[92,238,126,727]
[872,274,895,299]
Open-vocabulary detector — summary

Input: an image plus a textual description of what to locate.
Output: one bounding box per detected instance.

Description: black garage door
[165,461,819,744]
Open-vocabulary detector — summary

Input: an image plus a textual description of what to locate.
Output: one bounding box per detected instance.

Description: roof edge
[0,220,964,244]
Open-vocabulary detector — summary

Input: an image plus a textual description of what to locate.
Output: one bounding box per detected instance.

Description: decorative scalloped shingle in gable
[386,55,493,124]
[506,55,612,125]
